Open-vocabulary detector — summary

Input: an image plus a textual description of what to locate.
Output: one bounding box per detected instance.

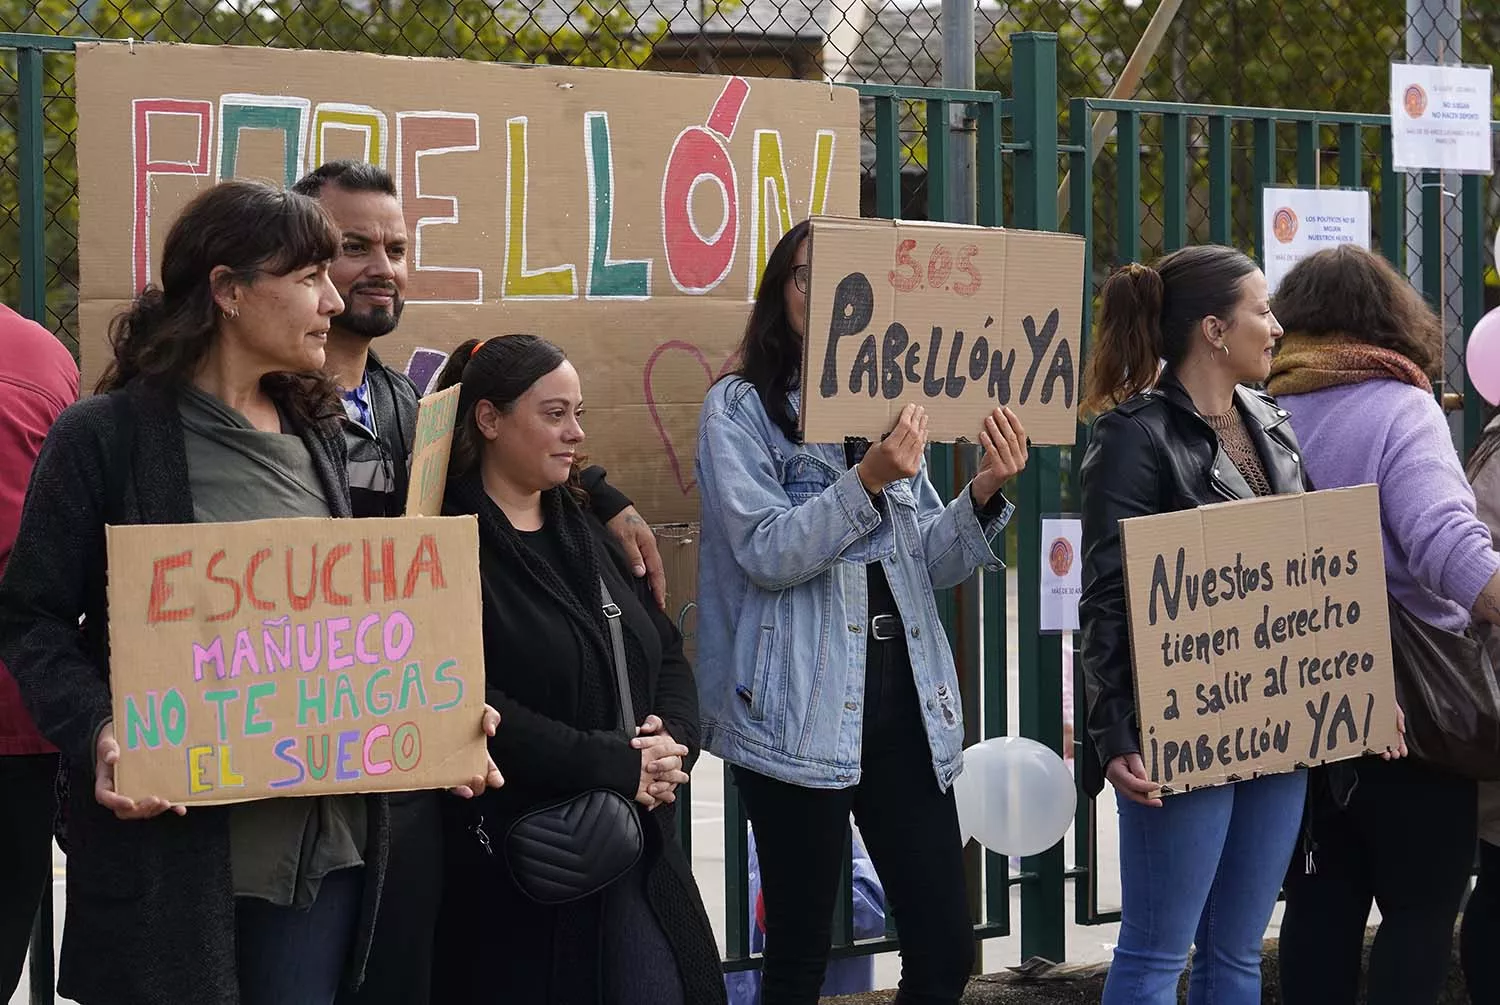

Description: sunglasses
[792,264,810,294]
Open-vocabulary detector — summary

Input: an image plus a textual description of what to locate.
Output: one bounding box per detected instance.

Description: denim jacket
[694,377,1014,790]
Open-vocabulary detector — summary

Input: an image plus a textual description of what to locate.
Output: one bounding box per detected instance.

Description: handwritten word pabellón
[816,272,1074,407]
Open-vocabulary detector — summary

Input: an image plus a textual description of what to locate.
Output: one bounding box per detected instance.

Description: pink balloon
[1467,308,1500,406]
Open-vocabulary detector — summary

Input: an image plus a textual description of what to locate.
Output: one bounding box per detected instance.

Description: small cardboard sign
[406,385,460,517]
[1390,62,1494,175]
[105,516,487,804]
[1262,187,1372,294]
[1121,486,1399,794]
[799,217,1086,445]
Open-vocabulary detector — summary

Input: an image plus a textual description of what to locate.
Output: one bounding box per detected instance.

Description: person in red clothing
[0,303,79,999]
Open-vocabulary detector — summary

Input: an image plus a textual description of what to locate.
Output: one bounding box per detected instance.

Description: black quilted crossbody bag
[491,578,644,905]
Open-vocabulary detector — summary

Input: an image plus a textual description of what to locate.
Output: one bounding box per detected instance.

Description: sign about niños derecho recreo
[72,42,862,525]
[105,516,487,804]
[1120,486,1399,794]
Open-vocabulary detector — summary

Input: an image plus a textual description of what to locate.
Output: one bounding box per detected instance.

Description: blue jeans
[236,866,364,1005]
[1102,771,1306,1005]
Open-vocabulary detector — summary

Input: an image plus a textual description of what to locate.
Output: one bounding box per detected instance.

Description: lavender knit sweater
[1278,379,1500,633]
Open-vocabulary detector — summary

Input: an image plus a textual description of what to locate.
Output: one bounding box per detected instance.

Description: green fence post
[18,45,47,324]
[875,95,902,220]
[1067,96,1112,925]
[1010,29,1067,966]
[1161,112,1188,253]
[1295,120,1318,187]
[1251,118,1275,265]
[723,764,751,962]
[1116,111,1141,264]
[1208,116,1233,247]
[1379,128,1402,268]
[1338,123,1363,188]
[975,97,1002,230]
[1462,173,1484,455]
[1420,171,1445,313]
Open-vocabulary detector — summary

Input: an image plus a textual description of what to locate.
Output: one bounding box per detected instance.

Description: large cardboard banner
[105,516,487,804]
[74,43,862,524]
[800,217,1086,444]
[1120,486,1399,794]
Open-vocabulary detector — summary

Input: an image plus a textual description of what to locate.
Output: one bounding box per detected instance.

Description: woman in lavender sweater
[1269,244,1500,1005]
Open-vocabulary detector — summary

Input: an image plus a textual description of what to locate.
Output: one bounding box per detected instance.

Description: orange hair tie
[470,338,488,358]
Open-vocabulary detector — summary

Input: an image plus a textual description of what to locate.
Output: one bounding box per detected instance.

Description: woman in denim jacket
[695,221,1028,1005]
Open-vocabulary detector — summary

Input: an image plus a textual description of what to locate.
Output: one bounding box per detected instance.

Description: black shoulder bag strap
[599,576,636,733]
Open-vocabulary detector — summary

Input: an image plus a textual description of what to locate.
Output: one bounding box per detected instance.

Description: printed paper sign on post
[1262,187,1371,294]
[1121,486,1399,794]
[800,217,1086,445]
[1390,62,1494,174]
[1040,516,1083,634]
[106,516,487,804]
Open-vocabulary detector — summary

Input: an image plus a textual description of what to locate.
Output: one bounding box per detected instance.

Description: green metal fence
[6,26,1498,1001]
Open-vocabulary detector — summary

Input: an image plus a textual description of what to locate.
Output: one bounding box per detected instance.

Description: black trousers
[336,791,443,1005]
[1279,757,1477,1005]
[732,635,973,1005]
[1462,839,1500,1004]
[0,753,57,1001]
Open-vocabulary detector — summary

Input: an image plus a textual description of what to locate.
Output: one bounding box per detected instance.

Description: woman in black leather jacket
[1078,246,1306,1005]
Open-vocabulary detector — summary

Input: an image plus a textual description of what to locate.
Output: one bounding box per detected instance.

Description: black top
[1077,373,1308,797]
[433,475,725,1005]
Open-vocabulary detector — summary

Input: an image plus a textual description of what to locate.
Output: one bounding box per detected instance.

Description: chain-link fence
[3,0,1499,360]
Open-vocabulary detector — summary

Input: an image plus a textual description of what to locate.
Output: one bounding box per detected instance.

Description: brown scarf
[1266,331,1432,397]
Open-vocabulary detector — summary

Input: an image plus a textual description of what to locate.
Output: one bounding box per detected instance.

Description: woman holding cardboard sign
[694,221,1027,1005]
[0,180,501,1005]
[427,333,724,1005]
[1269,245,1500,1005]
[1079,245,1314,1005]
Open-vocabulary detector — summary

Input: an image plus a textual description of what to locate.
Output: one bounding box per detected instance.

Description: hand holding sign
[448,704,505,799]
[1105,752,1163,808]
[856,404,929,494]
[972,406,1029,508]
[95,720,186,820]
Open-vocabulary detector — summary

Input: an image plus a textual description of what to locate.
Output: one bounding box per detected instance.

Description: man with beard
[292,160,666,1004]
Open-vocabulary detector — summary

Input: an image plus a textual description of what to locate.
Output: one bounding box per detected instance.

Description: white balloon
[954,736,1076,857]
[952,741,997,847]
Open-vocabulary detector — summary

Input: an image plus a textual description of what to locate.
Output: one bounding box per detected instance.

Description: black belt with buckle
[870,613,902,641]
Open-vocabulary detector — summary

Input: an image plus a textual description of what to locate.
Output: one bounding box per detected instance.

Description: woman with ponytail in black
[0,179,499,1005]
[1078,246,1312,1004]
[429,335,724,1005]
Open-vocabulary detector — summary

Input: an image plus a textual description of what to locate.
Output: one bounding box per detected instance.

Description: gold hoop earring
[222,307,239,320]
[1221,343,1230,357]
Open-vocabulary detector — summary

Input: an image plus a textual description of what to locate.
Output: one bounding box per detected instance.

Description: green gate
[3,28,1494,1000]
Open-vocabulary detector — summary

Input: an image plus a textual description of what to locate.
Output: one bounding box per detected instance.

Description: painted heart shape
[644,340,737,496]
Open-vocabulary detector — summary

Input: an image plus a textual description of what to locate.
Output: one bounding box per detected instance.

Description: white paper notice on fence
[1390,62,1494,174]
[1040,516,1083,634]
[1262,187,1371,294]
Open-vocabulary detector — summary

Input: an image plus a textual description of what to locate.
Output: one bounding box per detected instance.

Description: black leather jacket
[1077,373,1308,796]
